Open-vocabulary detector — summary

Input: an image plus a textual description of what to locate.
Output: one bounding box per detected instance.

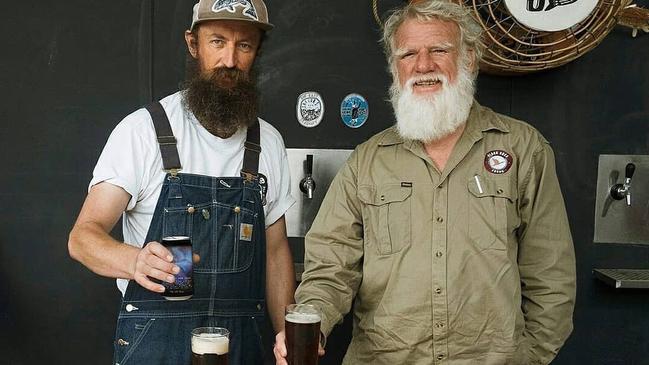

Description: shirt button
[436,216,444,223]
[435,288,442,294]
[437,354,445,360]
[435,322,445,328]
[435,251,443,258]
[497,188,504,194]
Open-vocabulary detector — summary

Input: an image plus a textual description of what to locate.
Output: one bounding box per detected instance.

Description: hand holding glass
[285,304,321,365]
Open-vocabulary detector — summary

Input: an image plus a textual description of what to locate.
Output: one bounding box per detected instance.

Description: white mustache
[406,73,448,90]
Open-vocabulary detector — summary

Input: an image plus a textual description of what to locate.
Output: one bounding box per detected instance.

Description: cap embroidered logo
[212,0,259,21]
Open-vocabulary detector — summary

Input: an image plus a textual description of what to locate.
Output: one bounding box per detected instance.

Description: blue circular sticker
[340,93,368,129]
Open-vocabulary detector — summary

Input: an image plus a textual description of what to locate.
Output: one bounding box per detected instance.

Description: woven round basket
[463,0,629,75]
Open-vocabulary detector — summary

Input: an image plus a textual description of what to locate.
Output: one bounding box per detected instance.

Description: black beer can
[161,236,193,300]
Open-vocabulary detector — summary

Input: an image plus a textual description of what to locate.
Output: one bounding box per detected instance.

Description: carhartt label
[240,223,253,241]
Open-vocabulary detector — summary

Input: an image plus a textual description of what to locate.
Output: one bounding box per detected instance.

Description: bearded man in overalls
[68,1,296,363]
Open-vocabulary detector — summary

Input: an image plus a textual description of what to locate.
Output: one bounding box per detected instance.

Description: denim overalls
[113,102,267,365]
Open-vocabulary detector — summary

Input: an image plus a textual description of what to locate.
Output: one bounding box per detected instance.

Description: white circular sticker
[296,91,324,128]
[503,0,598,31]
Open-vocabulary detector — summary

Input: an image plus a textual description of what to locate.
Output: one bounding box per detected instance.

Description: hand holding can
[161,236,193,300]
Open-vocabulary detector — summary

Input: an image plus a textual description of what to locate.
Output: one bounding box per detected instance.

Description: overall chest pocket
[358,184,412,255]
[467,176,517,250]
[162,202,258,273]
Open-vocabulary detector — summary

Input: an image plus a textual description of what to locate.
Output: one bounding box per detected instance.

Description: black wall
[1,0,649,364]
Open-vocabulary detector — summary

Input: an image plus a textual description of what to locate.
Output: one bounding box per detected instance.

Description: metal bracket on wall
[594,154,649,245]
[593,154,649,289]
[285,148,353,238]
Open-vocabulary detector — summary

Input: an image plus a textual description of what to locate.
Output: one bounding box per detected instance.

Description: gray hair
[381,0,484,76]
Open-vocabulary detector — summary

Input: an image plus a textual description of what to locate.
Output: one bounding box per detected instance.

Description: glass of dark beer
[285,304,321,365]
[191,327,229,365]
[161,236,193,300]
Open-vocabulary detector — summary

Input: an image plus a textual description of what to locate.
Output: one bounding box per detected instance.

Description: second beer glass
[285,304,321,365]
[191,327,229,365]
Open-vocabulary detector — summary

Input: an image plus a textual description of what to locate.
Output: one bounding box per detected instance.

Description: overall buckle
[165,168,181,177]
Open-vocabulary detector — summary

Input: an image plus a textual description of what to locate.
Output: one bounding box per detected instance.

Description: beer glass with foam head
[285,304,321,365]
[191,327,229,365]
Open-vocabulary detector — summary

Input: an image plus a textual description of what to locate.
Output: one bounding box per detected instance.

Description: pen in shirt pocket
[474,174,484,194]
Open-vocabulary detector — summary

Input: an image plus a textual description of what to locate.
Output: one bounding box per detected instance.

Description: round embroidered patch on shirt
[484,150,513,174]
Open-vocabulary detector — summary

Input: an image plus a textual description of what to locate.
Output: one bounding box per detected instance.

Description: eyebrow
[203,32,258,43]
[394,42,455,57]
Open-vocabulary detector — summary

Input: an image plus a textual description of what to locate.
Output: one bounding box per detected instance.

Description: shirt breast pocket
[467,176,517,250]
[358,184,412,255]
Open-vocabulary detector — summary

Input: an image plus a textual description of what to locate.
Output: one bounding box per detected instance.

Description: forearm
[296,155,363,337]
[519,254,576,364]
[296,249,362,337]
[266,239,296,333]
[521,296,574,364]
[518,142,576,363]
[68,221,139,279]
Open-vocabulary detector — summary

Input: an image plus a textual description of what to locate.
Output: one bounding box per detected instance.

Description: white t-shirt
[90,91,295,294]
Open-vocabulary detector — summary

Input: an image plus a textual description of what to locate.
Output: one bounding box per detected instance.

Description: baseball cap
[190,0,274,31]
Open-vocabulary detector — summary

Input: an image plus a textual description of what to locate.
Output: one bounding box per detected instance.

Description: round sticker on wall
[296,91,324,128]
[340,93,369,129]
[503,0,598,31]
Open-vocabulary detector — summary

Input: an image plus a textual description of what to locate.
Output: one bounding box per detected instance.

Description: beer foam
[285,312,321,324]
[191,333,229,355]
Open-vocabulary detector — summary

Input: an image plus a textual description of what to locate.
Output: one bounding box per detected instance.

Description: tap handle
[306,154,313,175]
[625,163,635,182]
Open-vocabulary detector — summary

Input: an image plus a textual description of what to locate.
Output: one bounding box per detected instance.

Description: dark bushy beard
[182,57,258,138]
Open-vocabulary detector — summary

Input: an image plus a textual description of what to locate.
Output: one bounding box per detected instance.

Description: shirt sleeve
[262,133,295,227]
[89,110,158,211]
[516,137,576,364]
[295,150,364,338]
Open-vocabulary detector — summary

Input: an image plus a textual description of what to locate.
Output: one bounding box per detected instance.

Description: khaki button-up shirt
[296,102,576,365]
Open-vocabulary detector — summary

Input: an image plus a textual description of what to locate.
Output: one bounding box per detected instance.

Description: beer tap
[610,162,636,206]
[299,154,316,199]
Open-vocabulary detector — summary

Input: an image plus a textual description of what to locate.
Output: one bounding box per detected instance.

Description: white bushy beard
[390,59,476,143]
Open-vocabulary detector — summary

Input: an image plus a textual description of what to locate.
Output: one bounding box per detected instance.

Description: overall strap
[145,101,182,175]
[241,120,261,181]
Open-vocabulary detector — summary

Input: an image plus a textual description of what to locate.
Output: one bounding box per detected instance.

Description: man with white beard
[274,1,575,364]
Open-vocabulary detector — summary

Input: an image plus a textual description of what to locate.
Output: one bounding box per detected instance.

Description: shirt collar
[463,100,510,137]
[377,126,404,146]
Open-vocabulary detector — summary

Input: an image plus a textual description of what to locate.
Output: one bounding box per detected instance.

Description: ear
[466,48,477,73]
[185,30,198,58]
